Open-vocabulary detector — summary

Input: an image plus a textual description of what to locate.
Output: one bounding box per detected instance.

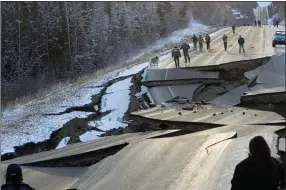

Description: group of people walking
[171,25,247,68]
[171,33,212,68]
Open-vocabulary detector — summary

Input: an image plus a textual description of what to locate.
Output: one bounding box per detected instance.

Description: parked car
[272,31,286,47]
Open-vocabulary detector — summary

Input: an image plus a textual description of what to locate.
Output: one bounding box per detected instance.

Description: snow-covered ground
[55,137,71,149]
[138,20,213,60]
[117,62,149,78]
[80,77,132,142]
[0,62,147,154]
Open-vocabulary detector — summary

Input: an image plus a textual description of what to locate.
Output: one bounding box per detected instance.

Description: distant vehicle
[272,31,286,47]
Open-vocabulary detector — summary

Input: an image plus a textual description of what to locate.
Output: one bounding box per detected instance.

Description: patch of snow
[136,20,212,61]
[80,77,132,143]
[140,86,149,96]
[105,77,131,95]
[117,62,149,78]
[79,131,102,143]
[56,137,71,149]
[124,52,146,65]
[99,77,132,130]
[152,21,210,51]
[147,92,155,105]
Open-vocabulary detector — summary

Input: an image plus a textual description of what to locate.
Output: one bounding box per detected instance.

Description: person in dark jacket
[254,20,257,27]
[222,34,228,51]
[198,35,204,51]
[191,34,198,50]
[232,25,236,34]
[276,20,279,28]
[231,136,285,190]
[1,164,36,190]
[238,35,245,53]
[205,34,211,50]
[180,42,190,63]
[258,20,261,27]
[172,46,181,68]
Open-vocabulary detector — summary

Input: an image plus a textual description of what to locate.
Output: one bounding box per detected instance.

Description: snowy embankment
[1,20,214,154]
[1,63,148,154]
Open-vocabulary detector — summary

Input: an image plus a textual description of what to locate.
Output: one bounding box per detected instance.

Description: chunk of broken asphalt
[213,113,216,116]
[243,112,245,115]
[178,112,182,115]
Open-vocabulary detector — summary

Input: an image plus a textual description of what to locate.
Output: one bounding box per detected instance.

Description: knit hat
[6,164,23,182]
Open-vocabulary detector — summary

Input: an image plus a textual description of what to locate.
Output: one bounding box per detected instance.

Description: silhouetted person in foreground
[172,46,181,68]
[238,35,245,53]
[180,42,190,63]
[232,25,236,34]
[1,164,36,190]
[231,136,285,190]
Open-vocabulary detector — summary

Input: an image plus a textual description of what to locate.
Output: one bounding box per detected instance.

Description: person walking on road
[180,42,191,64]
[191,34,198,50]
[198,35,204,51]
[172,46,181,68]
[222,34,228,51]
[258,20,261,27]
[238,35,245,53]
[276,20,279,28]
[1,164,36,190]
[254,20,257,27]
[231,136,285,190]
[232,25,236,34]
[205,34,211,50]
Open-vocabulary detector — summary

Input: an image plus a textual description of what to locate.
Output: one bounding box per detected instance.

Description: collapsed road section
[1,54,285,190]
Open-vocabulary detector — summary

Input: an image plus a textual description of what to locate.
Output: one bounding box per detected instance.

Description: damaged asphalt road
[1,24,286,190]
[2,54,285,164]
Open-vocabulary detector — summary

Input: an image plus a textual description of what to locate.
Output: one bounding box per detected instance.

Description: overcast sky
[257,1,272,7]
